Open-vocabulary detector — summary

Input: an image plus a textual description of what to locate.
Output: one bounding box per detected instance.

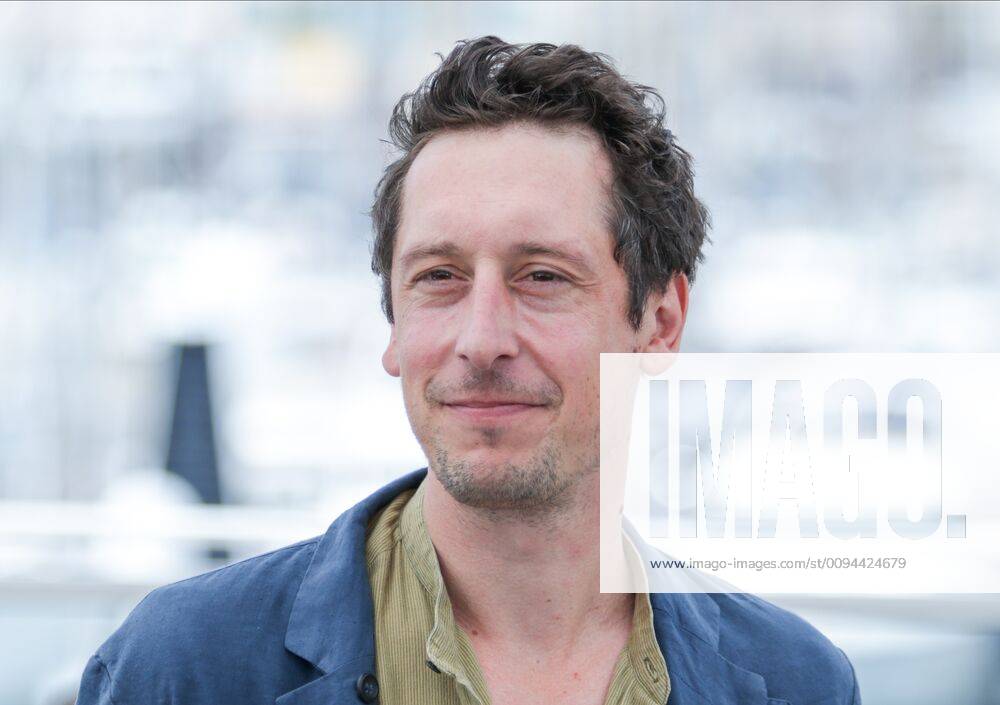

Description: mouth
[442,399,549,423]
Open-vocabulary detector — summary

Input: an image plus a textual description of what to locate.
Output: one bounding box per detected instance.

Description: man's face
[382,122,682,512]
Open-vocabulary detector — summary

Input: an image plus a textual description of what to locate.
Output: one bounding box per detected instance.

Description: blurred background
[1,1,999,703]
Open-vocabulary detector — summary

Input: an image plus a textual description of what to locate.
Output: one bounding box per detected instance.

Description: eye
[417,268,456,283]
[525,270,567,283]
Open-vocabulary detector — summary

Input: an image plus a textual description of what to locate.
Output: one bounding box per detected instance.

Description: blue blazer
[77,468,860,704]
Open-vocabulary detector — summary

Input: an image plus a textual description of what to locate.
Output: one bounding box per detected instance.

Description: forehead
[396,122,614,260]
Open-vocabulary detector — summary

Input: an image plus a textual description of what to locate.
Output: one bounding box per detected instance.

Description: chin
[444,443,538,469]
[428,437,569,512]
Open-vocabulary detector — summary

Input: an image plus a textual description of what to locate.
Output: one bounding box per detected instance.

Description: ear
[382,325,401,377]
[638,273,689,353]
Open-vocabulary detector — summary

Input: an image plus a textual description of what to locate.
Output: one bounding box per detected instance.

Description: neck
[422,469,633,653]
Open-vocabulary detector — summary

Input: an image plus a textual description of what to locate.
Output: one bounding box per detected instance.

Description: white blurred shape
[88,468,207,583]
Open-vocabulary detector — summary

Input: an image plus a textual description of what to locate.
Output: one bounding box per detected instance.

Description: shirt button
[355,673,379,703]
[643,656,661,683]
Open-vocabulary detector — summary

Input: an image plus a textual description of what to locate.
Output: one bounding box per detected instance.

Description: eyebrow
[511,241,596,276]
[398,242,462,272]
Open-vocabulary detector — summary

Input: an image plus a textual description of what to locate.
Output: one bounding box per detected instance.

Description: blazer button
[355,673,379,703]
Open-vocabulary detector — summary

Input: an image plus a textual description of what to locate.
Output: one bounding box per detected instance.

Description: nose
[454,268,519,371]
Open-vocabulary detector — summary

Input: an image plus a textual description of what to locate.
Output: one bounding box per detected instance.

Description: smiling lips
[443,398,548,422]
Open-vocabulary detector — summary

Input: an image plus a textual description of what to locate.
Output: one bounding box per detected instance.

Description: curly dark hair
[370,36,710,329]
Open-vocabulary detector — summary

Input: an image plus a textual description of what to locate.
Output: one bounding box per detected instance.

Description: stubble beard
[416,368,596,521]
[424,424,603,527]
[432,436,566,509]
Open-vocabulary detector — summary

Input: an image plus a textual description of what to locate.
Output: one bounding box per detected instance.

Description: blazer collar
[628,521,770,705]
[279,468,427,704]
[279,468,768,705]
[651,592,769,705]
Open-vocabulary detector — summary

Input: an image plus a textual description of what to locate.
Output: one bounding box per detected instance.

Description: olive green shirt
[365,479,670,705]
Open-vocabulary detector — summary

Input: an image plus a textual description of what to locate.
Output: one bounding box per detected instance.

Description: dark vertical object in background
[166,343,222,504]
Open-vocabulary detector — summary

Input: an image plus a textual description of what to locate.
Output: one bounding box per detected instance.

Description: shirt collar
[400,478,491,704]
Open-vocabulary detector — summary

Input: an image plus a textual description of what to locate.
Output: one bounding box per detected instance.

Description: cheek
[523,297,628,362]
[520,303,632,422]
[395,318,453,392]
[523,312,603,403]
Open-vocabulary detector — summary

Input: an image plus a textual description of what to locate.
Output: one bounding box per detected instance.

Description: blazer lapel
[623,518,771,705]
[278,468,429,705]
[652,591,770,705]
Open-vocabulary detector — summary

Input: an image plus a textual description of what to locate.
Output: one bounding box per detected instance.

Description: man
[77,37,860,705]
